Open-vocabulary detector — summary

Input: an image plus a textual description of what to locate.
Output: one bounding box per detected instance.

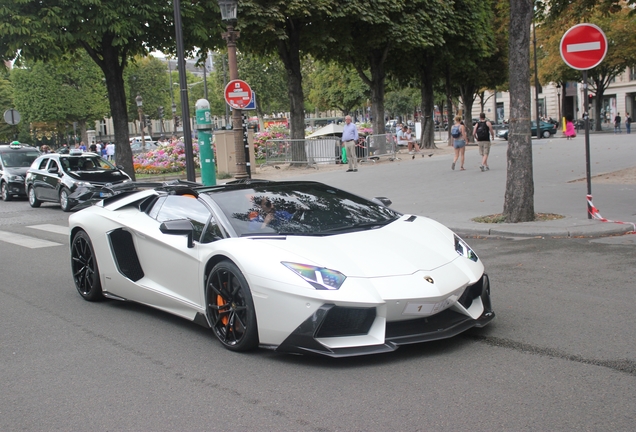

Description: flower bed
[133,140,201,174]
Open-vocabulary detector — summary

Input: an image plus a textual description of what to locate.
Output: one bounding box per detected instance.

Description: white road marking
[567,42,601,53]
[0,231,63,248]
[27,224,69,236]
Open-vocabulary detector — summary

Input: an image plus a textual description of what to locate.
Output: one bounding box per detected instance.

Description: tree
[503,0,535,223]
[323,0,451,137]
[237,52,289,120]
[384,87,419,121]
[307,61,368,117]
[11,54,109,144]
[125,56,172,124]
[0,0,223,180]
[0,74,15,141]
[240,0,341,145]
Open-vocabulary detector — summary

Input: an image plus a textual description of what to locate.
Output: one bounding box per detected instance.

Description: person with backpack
[472,113,495,171]
[450,115,467,170]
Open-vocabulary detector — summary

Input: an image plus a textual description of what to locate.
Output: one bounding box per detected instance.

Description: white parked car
[69,180,494,357]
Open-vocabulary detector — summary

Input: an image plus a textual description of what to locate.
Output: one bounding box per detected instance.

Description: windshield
[59,155,118,172]
[0,151,40,168]
[209,183,400,236]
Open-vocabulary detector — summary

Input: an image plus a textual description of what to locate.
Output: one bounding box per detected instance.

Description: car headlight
[75,181,93,188]
[8,175,24,182]
[454,235,478,262]
[282,262,346,290]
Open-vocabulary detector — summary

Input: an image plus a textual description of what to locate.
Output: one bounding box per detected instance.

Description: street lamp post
[173,0,196,182]
[172,103,177,133]
[218,0,248,179]
[556,84,562,122]
[135,94,146,151]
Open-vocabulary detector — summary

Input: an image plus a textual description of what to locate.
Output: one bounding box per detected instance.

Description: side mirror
[372,196,392,207]
[47,166,59,174]
[160,219,194,248]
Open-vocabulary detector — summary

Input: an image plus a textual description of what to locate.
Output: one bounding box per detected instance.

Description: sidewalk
[200,134,636,239]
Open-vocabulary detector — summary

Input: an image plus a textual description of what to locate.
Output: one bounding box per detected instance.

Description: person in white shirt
[106,142,115,161]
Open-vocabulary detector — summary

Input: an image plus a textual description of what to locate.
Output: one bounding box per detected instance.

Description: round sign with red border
[224,79,253,109]
[560,23,608,70]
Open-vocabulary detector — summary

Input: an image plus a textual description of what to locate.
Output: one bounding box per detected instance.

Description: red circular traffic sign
[560,23,607,70]
[224,79,253,109]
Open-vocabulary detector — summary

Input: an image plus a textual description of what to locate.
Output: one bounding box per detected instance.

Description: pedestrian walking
[625,113,631,134]
[341,115,359,172]
[614,113,622,133]
[450,116,466,171]
[564,115,576,139]
[472,113,494,171]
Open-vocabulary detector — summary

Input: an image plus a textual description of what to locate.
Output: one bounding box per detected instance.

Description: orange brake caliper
[217,295,229,326]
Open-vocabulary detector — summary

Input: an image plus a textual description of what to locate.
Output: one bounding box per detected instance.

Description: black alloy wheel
[206,261,258,351]
[60,187,72,212]
[28,186,41,207]
[71,230,103,301]
[1,182,12,201]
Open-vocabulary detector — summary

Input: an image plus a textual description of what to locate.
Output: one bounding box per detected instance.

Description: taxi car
[25,151,131,211]
[0,142,41,201]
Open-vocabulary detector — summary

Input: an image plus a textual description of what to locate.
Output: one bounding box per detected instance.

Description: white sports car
[69,180,494,357]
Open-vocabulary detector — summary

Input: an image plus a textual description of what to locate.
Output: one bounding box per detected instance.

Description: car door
[29,156,55,201]
[40,158,64,201]
[118,195,213,312]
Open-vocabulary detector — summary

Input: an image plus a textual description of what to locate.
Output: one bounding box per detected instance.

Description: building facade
[472,67,636,125]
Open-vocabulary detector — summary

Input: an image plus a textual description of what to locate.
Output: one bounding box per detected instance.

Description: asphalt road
[0,199,635,431]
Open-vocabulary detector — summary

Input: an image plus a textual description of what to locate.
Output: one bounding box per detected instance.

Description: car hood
[67,170,130,184]
[248,216,462,277]
[3,166,28,176]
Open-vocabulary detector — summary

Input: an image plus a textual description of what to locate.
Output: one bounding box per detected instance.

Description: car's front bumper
[6,181,26,197]
[275,274,494,357]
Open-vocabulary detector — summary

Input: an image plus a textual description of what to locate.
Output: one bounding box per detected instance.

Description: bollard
[195,99,216,186]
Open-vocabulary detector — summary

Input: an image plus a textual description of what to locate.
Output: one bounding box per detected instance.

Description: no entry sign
[224,79,253,110]
[560,23,607,70]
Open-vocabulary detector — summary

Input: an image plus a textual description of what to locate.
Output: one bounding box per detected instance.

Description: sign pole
[582,70,592,218]
[559,23,608,219]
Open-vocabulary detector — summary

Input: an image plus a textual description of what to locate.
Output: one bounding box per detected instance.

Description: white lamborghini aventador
[69,180,494,357]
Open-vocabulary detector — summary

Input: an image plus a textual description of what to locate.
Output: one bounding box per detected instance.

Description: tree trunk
[503,0,534,223]
[79,121,88,146]
[418,61,436,149]
[445,67,454,145]
[355,47,388,138]
[277,18,306,165]
[83,40,135,180]
[459,83,477,144]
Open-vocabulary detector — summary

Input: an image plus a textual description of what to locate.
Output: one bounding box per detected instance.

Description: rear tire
[71,230,103,301]
[28,186,41,208]
[1,182,12,201]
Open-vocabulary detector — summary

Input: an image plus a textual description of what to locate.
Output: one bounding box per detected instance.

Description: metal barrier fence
[359,133,399,163]
[260,138,342,168]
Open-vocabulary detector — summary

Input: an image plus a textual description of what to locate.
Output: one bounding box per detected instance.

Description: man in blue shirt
[341,115,359,172]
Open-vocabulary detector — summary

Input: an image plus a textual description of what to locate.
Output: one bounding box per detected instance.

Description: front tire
[542,130,551,138]
[71,230,103,301]
[206,261,258,351]
[59,187,72,212]
[28,186,41,207]
[1,182,12,201]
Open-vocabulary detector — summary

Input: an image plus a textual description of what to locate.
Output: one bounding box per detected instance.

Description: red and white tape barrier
[586,194,635,233]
